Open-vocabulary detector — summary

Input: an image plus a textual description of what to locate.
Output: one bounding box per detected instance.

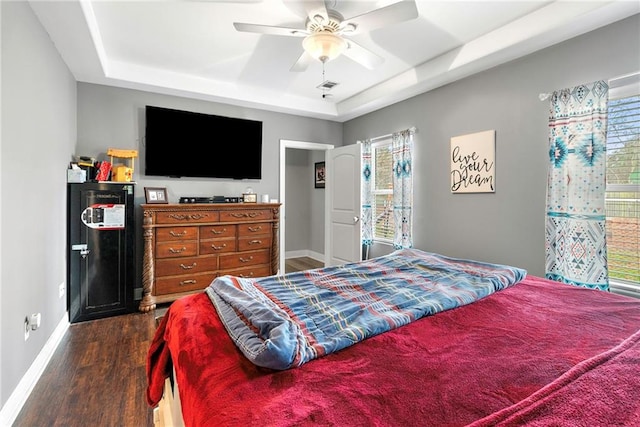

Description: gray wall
[309,150,326,256]
[285,148,312,252]
[77,83,342,203]
[284,149,326,258]
[1,1,76,409]
[76,83,341,290]
[344,14,640,276]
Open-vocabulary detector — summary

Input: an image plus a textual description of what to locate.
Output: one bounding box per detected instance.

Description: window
[606,75,640,293]
[371,139,394,241]
[362,129,414,250]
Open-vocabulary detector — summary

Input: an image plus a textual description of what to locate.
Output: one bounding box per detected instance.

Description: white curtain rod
[539,73,639,101]
[360,126,417,143]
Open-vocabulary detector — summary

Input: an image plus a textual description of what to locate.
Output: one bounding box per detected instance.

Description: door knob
[353,216,359,223]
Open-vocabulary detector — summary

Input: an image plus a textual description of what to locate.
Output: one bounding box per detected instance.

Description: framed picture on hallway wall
[315,162,326,189]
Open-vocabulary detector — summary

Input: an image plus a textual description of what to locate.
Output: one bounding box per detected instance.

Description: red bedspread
[147,276,640,426]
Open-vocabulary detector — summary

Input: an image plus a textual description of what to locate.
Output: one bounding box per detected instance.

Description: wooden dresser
[139,203,280,312]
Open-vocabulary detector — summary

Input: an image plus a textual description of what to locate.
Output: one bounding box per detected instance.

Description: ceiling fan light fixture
[302,31,347,63]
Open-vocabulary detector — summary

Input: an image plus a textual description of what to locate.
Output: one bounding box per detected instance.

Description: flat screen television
[144,105,263,179]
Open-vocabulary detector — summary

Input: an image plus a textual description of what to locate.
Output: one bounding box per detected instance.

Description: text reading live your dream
[450,146,494,192]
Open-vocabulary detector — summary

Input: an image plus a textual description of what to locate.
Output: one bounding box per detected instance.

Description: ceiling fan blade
[290,51,313,72]
[233,22,307,37]
[302,0,329,26]
[342,40,384,70]
[341,1,419,34]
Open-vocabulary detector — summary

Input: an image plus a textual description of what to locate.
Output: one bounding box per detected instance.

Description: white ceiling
[29,0,639,122]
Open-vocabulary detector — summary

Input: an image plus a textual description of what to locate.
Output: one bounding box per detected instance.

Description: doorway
[279,140,335,273]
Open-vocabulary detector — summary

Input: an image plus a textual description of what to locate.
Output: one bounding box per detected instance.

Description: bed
[146,249,640,426]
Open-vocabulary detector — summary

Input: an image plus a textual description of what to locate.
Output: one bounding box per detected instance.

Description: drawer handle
[247,226,262,232]
[179,279,197,286]
[239,272,254,278]
[209,228,227,235]
[169,230,188,237]
[211,243,227,250]
[248,240,262,245]
[168,247,187,254]
[180,263,197,270]
[231,212,262,218]
[168,214,209,221]
[239,256,254,263]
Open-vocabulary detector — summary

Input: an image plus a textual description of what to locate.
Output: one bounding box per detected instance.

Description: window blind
[606,92,640,291]
[372,141,394,241]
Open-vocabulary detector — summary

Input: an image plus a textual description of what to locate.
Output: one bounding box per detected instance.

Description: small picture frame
[315,161,326,189]
[242,193,257,203]
[145,187,168,204]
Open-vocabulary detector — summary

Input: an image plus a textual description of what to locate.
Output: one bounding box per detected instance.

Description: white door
[325,144,362,266]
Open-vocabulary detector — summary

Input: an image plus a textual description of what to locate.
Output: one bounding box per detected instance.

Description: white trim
[279,140,334,274]
[609,71,639,100]
[0,313,69,426]
[284,250,324,264]
[610,281,640,300]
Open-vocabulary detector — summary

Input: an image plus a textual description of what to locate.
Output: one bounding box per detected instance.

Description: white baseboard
[285,249,324,264]
[0,313,69,426]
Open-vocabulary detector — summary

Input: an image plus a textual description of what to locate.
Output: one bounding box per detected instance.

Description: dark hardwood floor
[12,257,322,426]
[13,311,157,427]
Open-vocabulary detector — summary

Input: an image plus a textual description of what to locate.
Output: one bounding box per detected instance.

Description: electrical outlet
[30,313,42,331]
[59,282,65,299]
[24,316,30,341]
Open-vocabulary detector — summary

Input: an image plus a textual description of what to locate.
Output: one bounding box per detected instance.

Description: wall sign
[450,130,495,193]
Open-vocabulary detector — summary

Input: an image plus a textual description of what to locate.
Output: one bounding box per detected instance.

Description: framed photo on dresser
[144,187,168,204]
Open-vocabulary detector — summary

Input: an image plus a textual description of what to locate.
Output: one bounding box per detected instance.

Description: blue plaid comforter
[205,249,526,370]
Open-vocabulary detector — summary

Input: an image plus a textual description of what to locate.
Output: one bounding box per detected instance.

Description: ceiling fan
[233,0,419,71]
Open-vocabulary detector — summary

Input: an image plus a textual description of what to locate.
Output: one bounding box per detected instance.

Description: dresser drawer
[200,224,236,239]
[221,265,271,279]
[155,211,219,224]
[238,236,272,251]
[155,272,215,295]
[156,226,198,242]
[238,222,271,236]
[155,241,198,258]
[200,237,237,255]
[155,256,218,277]
[219,250,270,270]
[220,209,272,222]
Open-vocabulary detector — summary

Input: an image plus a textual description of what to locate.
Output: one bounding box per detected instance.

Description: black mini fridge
[67,182,135,323]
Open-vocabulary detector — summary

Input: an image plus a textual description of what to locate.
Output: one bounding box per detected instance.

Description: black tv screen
[144,106,263,179]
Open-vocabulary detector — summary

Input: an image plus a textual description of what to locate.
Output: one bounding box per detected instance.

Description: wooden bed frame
[153,369,184,427]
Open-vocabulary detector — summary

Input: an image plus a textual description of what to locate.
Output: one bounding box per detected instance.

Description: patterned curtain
[545,80,609,291]
[361,139,373,247]
[392,130,414,249]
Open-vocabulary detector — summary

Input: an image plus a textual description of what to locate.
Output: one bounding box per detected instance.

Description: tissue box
[67,169,87,183]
